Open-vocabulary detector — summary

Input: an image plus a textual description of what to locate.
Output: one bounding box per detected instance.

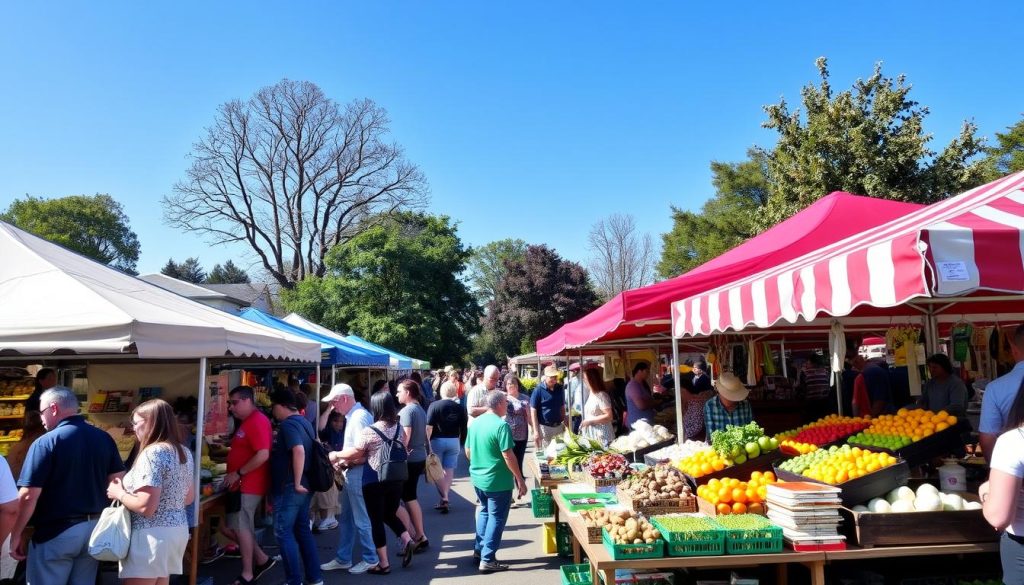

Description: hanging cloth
[761,342,777,375]
[951,322,973,365]
[747,340,757,386]
[829,320,846,387]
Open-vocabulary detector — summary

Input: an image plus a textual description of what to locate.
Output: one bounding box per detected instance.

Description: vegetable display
[855,483,983,514]
[551,429,616,466]
[609,421,674,453]
[650,514,719,538]
[619,463,693,505]
[586,453,630,480]
[580,509,662,544]
[714,513,777,537]
[709,422,778,463]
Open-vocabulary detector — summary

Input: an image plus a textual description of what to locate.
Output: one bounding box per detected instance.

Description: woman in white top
[578,366,614,446]
[980,390,1024,584]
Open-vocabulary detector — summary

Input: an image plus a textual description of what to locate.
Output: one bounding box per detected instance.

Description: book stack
[766,481,846,551]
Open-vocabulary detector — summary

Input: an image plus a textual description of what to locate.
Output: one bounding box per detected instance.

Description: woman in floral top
[107,398,195,584]
[502,374,530,476]
[579,367,615,446]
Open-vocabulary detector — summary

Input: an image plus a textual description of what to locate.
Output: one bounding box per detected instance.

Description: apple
[730,445,743,459]
[768,437,779,450]
[745,442,761,458]
[757,436,772,452]
[733,453,748,464]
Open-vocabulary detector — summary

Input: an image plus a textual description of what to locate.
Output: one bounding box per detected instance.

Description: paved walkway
[193,450,563,585]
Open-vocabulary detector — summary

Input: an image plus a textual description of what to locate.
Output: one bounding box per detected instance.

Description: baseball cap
[321,383,355,402]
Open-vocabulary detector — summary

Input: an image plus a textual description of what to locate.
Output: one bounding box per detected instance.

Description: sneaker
[320,559,353,571]
[200,545,225,564]
[317,517,339,531]
[349,561,374,574]
[253,557,277,580]
[479,560,510,573]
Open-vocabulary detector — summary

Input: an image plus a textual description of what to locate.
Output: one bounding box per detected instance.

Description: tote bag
[424,450,444,485]
[88,501,131,561]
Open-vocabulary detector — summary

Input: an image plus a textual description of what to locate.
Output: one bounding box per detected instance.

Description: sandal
[367,564,391,575]
[402,541,414,567]
[434,500,448,510]
[413,535,429,553]
[230,577,253,585]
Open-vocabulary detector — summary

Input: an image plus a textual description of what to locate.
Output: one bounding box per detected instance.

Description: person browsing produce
[703,372,753,438]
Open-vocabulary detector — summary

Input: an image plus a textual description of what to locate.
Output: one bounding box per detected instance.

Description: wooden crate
[838,494,998,547]
[616,484,697,515]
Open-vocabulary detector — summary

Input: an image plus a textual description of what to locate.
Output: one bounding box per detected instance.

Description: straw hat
[714,372,749,402]
[543,365,560,378]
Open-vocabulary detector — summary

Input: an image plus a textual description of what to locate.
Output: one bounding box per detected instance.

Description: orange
[748,502,765,515]
[718,487,732,504]
[717,503,732,515]
[732,488,748,504]
[763,471,776,482]
[712,460,725,471]
[732,502,747,514]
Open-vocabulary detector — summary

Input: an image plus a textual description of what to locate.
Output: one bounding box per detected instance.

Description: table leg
[804,560,825,585]
[775,562,788,584]
[604,568,615,585]
[188,528,199,585]
[572,538,581,564]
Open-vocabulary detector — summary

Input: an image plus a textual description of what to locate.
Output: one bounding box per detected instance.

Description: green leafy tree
[757,57,986,228]
[466,238,527,306]
[160,257,206,283]
[206,260,250,284]
[483,244,598,358]
[283,212,481,365]
[1,194,140,273]
[658,150,769,277]
[980,114,1024,181]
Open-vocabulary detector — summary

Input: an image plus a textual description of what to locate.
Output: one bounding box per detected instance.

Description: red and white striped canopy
[671,172,1024,338]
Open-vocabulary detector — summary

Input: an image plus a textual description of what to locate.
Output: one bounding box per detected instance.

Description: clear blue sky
[2,2,1022,277]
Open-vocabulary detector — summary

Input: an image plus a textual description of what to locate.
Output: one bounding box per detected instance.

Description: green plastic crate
[561,563,592,585]
[650,517,725,557]
[532,488,554,518]
[556,521,574,557]
[601,527,664,560]
[715,514,784,555]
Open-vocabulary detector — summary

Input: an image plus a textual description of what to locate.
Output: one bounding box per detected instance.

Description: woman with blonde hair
[107,399,195,585]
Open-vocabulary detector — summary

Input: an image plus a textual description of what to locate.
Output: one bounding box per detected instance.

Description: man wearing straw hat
[703,372,754,437]
[530,365,566,450]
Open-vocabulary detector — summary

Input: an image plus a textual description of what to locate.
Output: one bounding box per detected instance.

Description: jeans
[1002,531,1024,585]
[27,519,98,585]
[473,487,513,563]
[335,466,379,566]
[273,487,323,585]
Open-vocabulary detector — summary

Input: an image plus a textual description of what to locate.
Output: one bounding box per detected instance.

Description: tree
[483,245,598,358]
[980,114,1024,181]
[1,194,140,273]
[163,79,428,290]
[283,212,481,365]
[756,57,986,228]
[160,257,206,283]
[466,238,527,306]
[658,150,769,277]
[207,260,251,284]
[587,213,656,301]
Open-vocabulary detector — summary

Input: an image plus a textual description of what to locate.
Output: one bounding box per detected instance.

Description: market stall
[282,312,431,373]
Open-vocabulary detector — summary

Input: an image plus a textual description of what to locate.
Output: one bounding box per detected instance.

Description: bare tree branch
[163,79,428,289]
[586,213,656,302]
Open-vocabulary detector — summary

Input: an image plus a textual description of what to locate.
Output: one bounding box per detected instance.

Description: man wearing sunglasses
[223,386,276,584]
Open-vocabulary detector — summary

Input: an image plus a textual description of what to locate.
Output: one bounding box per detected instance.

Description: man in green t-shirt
[465,389,527,573]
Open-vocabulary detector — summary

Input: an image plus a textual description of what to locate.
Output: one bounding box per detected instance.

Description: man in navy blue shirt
[11,387,124,585]
[530,365,566,450]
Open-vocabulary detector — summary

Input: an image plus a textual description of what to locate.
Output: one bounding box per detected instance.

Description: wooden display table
[187,491,227,585]
[527,455,571,489]
[825,541,998,560]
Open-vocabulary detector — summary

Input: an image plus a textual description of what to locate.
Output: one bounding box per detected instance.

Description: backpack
[296,419,337,493]
[369,425,408,482]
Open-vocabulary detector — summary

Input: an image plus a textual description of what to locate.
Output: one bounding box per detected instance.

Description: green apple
[733,453,747,464]
[745,442,761,458]
[768,437,779,451]
[729,445,742,459]
[757,436,772,452]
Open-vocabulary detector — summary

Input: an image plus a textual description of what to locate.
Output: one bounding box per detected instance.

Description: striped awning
[671,171,1024,338]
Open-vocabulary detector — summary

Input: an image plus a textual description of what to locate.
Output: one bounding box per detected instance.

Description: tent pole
[192,357,207,527]
[780,339,788,378]
[579,349,586,420]
[316,365,321,403]
[672,337,683,443]
[331,365,336,386]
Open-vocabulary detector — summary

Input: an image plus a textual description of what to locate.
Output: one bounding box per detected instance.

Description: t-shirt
[400,403,428,463]
[980,361,1024,435]
[344,404,374,449]
[123,443,193,530]
[504,394,530,441]
[703,396,754,437]
[227,411,272,495]
[862,363,895,414]
[530,382,566,426]
[269,415,314,496]
[18,415,125,543]
[0,456,18,504]
[466,383,489,427]
[466,412,514,493]
[625,379,656,427]
[920,377,969,417]
[426,399,467,438]
[800,367,831,401]
[989,428,1024,536]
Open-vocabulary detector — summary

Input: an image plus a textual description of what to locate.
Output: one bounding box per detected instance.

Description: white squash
[913,493,942,512]
[891,499,916,513]
[887,486,915,504]
[868,498,891,513]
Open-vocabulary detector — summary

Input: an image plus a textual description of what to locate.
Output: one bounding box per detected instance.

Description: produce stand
[528,454,573,489]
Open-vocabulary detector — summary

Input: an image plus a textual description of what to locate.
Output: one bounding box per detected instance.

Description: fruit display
[0,429,23,441]
[775,415,871,446]
[709,422,779,463]
[0,378,33,396]
[585,453,630,480]
[778,439,818,456]
[855,483,983,513]
[695,471,777,515]
[580,509,662,544]
[855,408,958,445]
[549,429,617,467]
[645,440,717,463]
[619,463,693,504]
[673,448,729,478]
[778,445,898,484]
[608,421,674,453]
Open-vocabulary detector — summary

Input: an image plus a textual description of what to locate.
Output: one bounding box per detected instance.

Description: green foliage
[283,212,482,365]
[2,194,140,273]
[979,114,1024,180]
[207,260,250,284]
[657,150,768,278]
[483,244,599,358]
[161,257,206,283]
[466,238,528,306]
[520,377,539,392]
[756,57,986,229]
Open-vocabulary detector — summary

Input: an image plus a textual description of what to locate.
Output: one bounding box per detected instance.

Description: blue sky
[2,2,1022,277]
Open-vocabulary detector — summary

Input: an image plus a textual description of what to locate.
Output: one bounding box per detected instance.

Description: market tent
[282,313,423,370]
[537,193,924,354]
[238,308,389,367]
[0,221,320,362]
[671,171,1024,338]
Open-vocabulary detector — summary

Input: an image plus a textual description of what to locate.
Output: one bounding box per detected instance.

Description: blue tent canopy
[238,308,389,367]
[344,334,414,370]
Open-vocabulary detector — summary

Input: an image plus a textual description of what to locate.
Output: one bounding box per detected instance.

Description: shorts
[402,461,426,502]
[1002,531,1024,585]
[226,493,263,533]
[430,437,460,469]
[119,525,189,578]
